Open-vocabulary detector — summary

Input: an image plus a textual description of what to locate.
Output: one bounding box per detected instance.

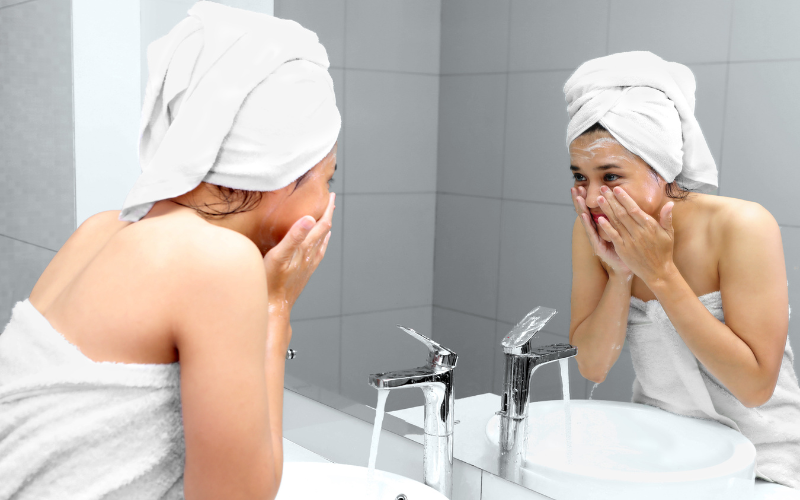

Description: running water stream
[559,358,573,463]
[368,389,389,472]
[588,382,600,400]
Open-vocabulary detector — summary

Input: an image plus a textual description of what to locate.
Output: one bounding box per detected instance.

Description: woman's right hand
[571,186,632,278]
[263,192,335,320]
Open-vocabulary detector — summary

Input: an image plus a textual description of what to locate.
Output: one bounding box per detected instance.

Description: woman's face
[569,131,666,242]
[256,143,337,252]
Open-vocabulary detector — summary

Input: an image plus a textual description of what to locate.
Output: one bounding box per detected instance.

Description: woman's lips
[591,212,606,226]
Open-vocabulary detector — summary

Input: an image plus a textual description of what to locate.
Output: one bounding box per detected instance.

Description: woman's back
[3,208,282,499]
[0,210,201,499]
[28,209,249,365]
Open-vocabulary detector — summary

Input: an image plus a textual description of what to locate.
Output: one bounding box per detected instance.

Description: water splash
[588,382,600,400]
[368,389,389,472]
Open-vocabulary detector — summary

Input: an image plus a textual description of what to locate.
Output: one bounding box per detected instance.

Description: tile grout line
[490,0,515,392]
[438,190,574,207]
[0,233,58,253]
[71,0,78,232]
[0,0,36,11]
[342,191,437,196]
[341,66,440,77]
[333,59,800,80]
[338,0,349,396]
[716,0,737,196]
[429,0,445,340]
[437,60,742,77]
[605,0,611,55]
[433,304,496,323]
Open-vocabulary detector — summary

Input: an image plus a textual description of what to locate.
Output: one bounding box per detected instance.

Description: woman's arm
[598,187,788,407]
[263,312,289,483]
[260,192,335,481]
[174,193,334,499]
[175,239,281,500]
[569,216,634,383]
[649,203,788,407]
[569,186,638,382]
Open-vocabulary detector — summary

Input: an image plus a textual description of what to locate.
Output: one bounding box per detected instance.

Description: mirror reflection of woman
[567,51,800,489]
[0,3,338,499]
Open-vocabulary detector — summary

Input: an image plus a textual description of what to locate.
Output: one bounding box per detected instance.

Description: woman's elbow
[576,358,608,384]
[739,381,777,408]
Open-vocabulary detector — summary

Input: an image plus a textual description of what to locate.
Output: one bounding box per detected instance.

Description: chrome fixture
[498,307,577,455]
[369,326,458,499]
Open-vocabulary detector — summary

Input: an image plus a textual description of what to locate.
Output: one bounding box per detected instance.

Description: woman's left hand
[263,192,335,320]
[596,185,676,285]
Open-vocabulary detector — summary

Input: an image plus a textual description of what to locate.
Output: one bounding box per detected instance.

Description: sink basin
[486,400,756,500]
[276,462,448,500]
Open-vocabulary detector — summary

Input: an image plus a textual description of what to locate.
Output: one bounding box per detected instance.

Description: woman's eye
[604,174,620,182]
[573,173,586,182]
[327,178,335,186]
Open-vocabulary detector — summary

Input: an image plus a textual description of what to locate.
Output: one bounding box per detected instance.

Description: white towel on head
[119,1,341,222]
[564,51,718,194]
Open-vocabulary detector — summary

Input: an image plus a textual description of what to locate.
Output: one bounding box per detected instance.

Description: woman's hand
[595,186,675,285]
[263,192,335,320]
[571,186,632,278]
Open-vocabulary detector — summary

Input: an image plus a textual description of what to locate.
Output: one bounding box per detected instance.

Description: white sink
[485,400,756,500]
[276,462,449,500]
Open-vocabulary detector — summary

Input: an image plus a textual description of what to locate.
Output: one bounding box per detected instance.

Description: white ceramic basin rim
[276,462,449,500]
[485,400,756,498]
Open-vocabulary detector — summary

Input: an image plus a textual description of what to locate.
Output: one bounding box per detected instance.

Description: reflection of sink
[276,462,448,500]
[486,400,756,499]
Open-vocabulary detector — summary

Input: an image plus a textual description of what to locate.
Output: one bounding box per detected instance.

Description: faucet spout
[368,326,457,499]
[497,307,578,455]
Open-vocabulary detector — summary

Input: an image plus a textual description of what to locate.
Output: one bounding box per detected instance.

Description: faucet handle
[396,325,458,369]
[502,306,558,355]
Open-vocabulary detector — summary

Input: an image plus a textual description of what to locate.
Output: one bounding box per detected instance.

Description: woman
[0,3,339,499]
[567,52,800,488]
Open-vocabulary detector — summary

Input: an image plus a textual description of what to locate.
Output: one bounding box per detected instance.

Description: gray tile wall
[434,0,800,405]
[0,0,73,327]
[276,0,441,412]
[5,0,796,417]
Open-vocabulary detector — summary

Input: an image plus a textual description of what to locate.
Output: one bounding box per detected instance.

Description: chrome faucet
[369,325,458,499]
[497,307,577,455]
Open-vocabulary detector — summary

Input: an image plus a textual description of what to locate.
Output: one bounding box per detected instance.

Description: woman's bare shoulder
[697,194,778,238]
[684,194,775,237]
[110,212,267,314]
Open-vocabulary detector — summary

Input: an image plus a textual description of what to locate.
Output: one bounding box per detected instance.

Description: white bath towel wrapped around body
[627,291,800,489]
[0,299,184,499]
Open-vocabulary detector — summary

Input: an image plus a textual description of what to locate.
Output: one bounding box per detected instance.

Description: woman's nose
[585,185,602,209]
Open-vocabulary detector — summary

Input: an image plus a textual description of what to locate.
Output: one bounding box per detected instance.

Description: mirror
[9,0,794,464]
[274,0,800,431]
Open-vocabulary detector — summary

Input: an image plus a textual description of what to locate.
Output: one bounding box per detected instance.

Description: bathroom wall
[433,0,800,405]
[275,0,442,411]
[0,0,74,328]
[3,0,800,413]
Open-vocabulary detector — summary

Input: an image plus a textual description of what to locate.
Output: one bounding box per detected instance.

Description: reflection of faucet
[498,307,577,455]
[369,326,458,499]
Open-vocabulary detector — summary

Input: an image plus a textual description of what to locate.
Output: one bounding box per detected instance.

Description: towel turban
[119,1,341,222]
[564,51,717,194]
